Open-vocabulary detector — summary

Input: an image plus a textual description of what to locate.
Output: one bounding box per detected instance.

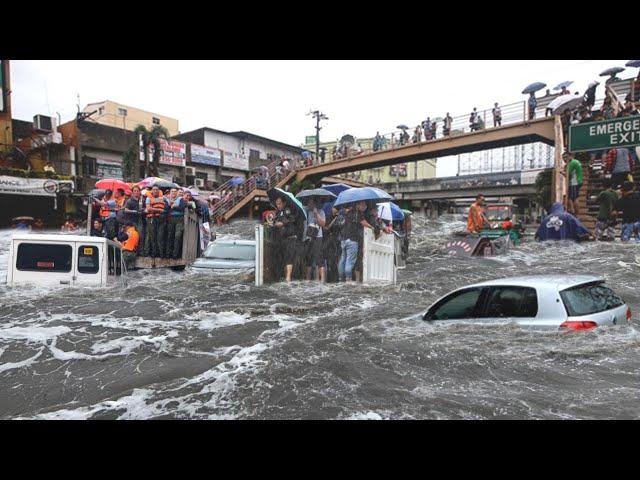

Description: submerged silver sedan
[191,239,255,271]
[418,275,631,330]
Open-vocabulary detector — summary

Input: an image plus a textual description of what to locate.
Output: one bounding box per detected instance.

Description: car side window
[428,288,483,320]
[482,286,538,318]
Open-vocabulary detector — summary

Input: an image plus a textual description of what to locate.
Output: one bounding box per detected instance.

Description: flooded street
[1,216,640,419]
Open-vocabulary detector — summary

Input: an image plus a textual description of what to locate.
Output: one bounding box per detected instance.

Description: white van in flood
[6,234,127,287]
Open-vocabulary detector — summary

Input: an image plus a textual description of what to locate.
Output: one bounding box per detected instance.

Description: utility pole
[308,110,328,163]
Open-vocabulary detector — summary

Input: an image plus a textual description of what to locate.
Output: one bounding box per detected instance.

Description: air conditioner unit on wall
[195,178,205,187]
[185,166,196,176]
[33,115,53,131]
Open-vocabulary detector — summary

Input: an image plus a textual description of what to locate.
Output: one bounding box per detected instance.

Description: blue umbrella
[626,60,640,68]
[378,202,405,222]
[553,81,573,91]
[522,82,547,94]
[228,177,244,186]
[321,183,353,195]
[333,187,393,208]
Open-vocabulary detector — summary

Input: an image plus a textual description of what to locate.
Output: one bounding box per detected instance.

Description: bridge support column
[553,115,565,204]
[248,200,254,220]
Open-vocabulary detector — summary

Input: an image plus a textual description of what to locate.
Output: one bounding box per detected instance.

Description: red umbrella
[95,179,132,195]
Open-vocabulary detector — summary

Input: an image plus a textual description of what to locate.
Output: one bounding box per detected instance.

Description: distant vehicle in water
[414,275,631,330]
[6,234,127,287]
[191,238,256,272]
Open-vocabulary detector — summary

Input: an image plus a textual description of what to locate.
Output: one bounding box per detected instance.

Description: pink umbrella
[137,176,164,188]
[95,178,132,195]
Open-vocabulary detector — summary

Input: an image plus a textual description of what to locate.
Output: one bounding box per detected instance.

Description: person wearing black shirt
[272,196,302,282]
[614,181,640,242]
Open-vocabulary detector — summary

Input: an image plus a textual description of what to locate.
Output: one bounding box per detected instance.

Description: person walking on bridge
[469,108,478,131]
[528,93,538,120]
[492,103,502,127]
[443,113,452,136]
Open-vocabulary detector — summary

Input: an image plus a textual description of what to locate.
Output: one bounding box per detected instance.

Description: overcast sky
[10,60,631,176]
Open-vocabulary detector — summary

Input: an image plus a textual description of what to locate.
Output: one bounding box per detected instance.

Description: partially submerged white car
[418,275,631,330]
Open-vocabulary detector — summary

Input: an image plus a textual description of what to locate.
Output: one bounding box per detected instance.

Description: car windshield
[204,243,254,261]
[560,282,624,316]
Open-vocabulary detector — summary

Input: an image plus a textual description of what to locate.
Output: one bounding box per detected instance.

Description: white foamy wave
[0,326,71,343]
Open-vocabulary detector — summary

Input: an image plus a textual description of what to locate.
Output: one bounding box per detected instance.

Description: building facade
[82,100,180,137]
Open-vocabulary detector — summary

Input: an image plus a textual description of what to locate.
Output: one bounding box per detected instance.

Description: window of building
[16,244,72,272]
[118,108,127,117]
[152,117,160,125]
[98,107,105,115]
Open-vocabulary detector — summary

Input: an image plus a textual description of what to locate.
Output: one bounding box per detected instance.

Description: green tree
[121,145,137,182]
[133,124,170,178]
[535,169,553,212]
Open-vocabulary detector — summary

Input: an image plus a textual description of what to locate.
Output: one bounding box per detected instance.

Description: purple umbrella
[228,177,245,186]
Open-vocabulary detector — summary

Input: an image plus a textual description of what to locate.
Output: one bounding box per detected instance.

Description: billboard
[305,135,317,145]
[223,151,249,171]
[0,176,74,197]
[191,144,221,166]
[389,164,408,177]
[149,139,186,167]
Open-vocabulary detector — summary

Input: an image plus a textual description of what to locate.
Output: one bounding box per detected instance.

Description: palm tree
[121,144,137,182]
[133,124,170,178]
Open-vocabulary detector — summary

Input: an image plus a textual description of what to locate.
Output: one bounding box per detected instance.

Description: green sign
[305,135,317,145]
[569,115,640,152]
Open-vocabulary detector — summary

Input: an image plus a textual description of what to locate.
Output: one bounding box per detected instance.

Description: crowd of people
[90,185,209,268]
[265,192,405,283]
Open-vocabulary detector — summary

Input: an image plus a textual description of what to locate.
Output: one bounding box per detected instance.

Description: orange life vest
[467,203,485,233]
[145,192,166,218]
[99,200,114,219]
[122,226,139,252]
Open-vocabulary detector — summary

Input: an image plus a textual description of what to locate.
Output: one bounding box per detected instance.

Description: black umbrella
[152,179,180,190]
[521,82,547,94]
[295,188,337,203]
[553,81,573,91]
[600,66,625,77]
[626,60,640,68]
[396,124,409,130]
[87,188,106,199]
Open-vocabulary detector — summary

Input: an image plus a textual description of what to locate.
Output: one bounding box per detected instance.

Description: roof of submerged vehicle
[467,275,604,291]
[11,233,113,244]
[210,238,255,246]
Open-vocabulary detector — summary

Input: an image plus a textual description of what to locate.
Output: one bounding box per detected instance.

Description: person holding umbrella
[303,197,327,282]
[528,93,537,120]
[94,189,118,240]
[268,189,305,282]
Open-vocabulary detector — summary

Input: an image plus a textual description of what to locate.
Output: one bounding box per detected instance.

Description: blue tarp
[536,202,590,241]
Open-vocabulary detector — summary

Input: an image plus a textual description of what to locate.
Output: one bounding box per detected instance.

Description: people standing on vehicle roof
[303,198,326,282]
[91,219,104,237]
[605,147,635,190]
[565,152,583,215]
[123,185,144,254]
[595,178,618,241]
[535,202,590,242]
[613,181,640,243]
[467,194,491,233]
[95,189,118,240]
[143,185,169,258]
[165,188,186,259]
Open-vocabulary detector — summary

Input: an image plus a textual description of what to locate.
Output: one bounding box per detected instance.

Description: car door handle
[60,280,70,285]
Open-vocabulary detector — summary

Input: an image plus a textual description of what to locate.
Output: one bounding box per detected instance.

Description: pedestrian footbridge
[296,117,555,183]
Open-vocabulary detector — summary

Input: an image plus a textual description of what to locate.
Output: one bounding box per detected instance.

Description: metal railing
[210,157,298,221]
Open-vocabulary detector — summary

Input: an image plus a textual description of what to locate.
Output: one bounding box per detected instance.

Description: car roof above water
[212,238,255,246]
[11,233,111,244]
[467,275,604,292]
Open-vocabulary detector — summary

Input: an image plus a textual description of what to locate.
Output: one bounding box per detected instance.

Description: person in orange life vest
[467,194,490,233]
[143,185,168,258]
[500,217,514,230]
[115,221,140,269]
[95,189,118,239]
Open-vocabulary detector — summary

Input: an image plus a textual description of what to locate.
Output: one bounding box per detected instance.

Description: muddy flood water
[1,215,640,419]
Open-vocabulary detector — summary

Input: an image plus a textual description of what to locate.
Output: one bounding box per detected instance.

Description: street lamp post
[308,110,328,164]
